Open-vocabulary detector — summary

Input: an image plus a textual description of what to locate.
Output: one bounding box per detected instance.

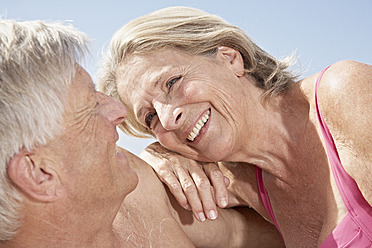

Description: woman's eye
[145,112,157,128]
[166,76,181,90]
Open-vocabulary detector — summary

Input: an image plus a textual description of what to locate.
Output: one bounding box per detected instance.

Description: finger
[157,169,190,211]
[175,165,206,222]
[224,176,230,187]
[189,166,219,221]
[203,163,229,209]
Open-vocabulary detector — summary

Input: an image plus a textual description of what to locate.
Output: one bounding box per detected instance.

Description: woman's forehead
[118,53,175,85]
[123,48,195,67]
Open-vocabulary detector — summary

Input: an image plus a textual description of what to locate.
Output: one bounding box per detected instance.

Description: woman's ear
[8,149,66,202]
[217,46,245,77]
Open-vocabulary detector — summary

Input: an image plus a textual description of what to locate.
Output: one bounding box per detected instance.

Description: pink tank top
[256,66,372,247]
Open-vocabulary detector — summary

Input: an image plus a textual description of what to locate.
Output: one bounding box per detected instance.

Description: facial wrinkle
[67,104,98,143]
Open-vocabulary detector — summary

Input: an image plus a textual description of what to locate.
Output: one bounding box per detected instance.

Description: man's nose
[96,91,127,126]
[154,100,183,131]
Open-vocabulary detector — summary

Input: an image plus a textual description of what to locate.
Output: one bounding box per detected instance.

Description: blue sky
[2,0,371,155]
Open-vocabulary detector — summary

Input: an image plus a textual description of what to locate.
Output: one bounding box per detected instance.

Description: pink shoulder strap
[315,66,372,238]
[256,167,283,238]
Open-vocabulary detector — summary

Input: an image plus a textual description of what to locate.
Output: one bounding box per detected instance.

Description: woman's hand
[140,142,229,222]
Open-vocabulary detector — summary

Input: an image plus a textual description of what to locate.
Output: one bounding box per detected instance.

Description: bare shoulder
[318,60,372,131]
[120,147,176,213]
[115,147,195,247]
[122,148,165,185]
[322,60,372,91]
[316,60,372,203]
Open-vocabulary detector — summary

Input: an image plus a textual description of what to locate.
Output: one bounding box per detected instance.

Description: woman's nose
[154,100,183,131]
[96,91,127,126]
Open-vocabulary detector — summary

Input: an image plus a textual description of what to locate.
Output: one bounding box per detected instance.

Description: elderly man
[0,20,283,247]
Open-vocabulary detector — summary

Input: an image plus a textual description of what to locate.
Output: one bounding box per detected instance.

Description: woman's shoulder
[321,60,371,90]
[313,60,372,204]
[298,60,371,117]
[315,60,372,123]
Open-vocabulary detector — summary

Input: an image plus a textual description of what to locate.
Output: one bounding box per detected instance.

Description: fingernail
[185,204,191,210]
[220,197,227,207]
[209,210,217,220]
[198,212,206,222]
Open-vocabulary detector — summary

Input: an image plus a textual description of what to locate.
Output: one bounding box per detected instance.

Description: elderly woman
[97,6,372,248]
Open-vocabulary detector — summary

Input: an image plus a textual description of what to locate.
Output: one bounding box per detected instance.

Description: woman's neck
[225,83,313,177]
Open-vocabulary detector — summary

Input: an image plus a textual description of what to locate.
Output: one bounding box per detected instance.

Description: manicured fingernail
[198,212,206,222]
[209,210,217,220]
[220,197,227,207]
[185,204,191,210]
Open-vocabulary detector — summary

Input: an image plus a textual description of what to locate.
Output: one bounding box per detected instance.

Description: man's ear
[8,149,66,202]
[217,46,245,77]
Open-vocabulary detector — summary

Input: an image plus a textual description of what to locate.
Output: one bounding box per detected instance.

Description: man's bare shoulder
[117,146,175,215]
[113,147,195,247]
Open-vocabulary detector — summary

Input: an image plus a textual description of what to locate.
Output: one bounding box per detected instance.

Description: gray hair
[97,6,299,138]
[0,19,88,240]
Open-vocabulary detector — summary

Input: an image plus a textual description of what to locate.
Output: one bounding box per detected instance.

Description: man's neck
[1,208,117,248]
[1,225,116,248]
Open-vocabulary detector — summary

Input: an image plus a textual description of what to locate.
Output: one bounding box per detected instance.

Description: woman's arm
[140,142,230,221]
[169,187,285,248]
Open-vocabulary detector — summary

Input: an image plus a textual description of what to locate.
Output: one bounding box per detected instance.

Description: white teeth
[187,110,210,141]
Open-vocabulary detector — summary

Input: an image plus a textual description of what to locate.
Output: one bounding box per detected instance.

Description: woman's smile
[187,109,211,141]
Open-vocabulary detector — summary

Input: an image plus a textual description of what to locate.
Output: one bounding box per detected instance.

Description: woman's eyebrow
[136,107,145,123]
[148,66,175,89]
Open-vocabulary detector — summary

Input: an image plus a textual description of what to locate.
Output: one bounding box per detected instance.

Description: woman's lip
[186,108,211,142]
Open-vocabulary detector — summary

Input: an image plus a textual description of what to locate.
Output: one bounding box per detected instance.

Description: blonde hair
[97,6,298,138]
[0,19,88,240]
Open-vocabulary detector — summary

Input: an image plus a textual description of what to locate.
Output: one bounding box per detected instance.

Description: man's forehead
[71,66,95,90]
